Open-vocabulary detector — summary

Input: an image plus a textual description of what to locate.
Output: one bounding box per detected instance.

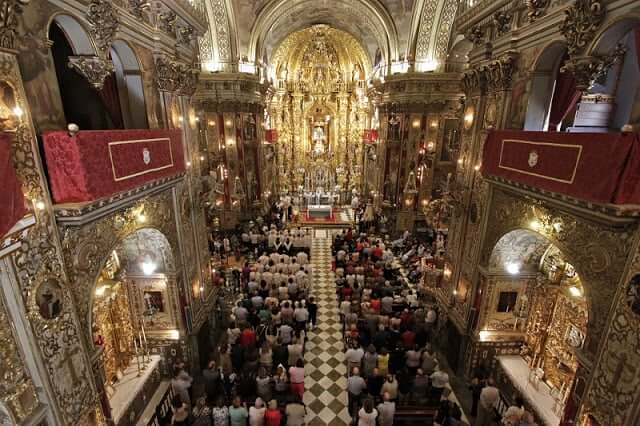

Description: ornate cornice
[155,56,199,95]
[0,0,29,51]
[86,0,118,58]
[158,10,177,36]
[465,24,486,47]
[67,55,114,90]
[560,0,605,56]
[462,53,517,94]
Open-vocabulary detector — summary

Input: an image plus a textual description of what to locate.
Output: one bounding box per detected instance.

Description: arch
[588,14,640,56]
[109,40,148,129]
[412,0,458,70]
[248,0,399,68]
[48,13,96,56]
[587,16,640,129]
[446,35,472,72]
[88,227,177,339]
[487,228,592,332]
[524,41,568,131]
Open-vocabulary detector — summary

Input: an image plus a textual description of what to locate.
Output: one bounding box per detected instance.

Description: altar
[497,355,562,426]
[307,204,333,219]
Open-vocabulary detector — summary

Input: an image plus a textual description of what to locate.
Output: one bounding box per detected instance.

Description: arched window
[49,15,116,130]
[110,41,149,129]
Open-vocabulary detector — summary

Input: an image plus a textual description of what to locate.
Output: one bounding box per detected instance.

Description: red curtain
[98,73,124,129]
[0,133,26,237]
[549,69,582,131]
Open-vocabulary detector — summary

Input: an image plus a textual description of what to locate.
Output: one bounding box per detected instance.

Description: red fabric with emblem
[0,133,27,236]
[482,130,640,204]
[43,129,185,203]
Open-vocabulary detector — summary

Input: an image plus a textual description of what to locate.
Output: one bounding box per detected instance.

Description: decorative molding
[560,45,626,91]
[462,53,517,94]
[560,0,605,56]
[67,55,115,90]
[465,24,485,46]
[155,56,199,95]
[86,0,119,58]
[0,0,29,51]
[493,10,512,37]
[158,10,177,36]
[208,0,232,63]
[526,0,550,22]
[128,0,151,21]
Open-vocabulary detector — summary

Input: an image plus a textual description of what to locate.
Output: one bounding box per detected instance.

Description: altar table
[307,204,332,219]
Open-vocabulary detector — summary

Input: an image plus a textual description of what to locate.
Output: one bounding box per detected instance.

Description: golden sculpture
[268,25,371,195]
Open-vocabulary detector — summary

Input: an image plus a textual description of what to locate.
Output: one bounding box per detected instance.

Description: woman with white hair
[249,398,266,426]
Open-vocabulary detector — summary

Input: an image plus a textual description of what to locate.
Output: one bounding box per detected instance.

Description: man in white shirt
[296,251,308,265]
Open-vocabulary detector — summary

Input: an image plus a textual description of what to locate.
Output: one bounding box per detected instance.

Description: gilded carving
[158,10,177,35]
[480,187,634,359]
[560,46,626,91]
[526,0,549,22]
[60,190,182,347]
[559,0,605,56]
[0,292,39,424]
[493,11,512,37]
[67,56,115,91]
[86,0,119,58]
[155,56,199,95]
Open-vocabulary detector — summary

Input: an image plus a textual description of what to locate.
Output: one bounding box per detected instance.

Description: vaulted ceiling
[200,0,458,72]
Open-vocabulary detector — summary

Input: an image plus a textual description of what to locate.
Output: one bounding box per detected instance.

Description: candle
[133,338,141,376]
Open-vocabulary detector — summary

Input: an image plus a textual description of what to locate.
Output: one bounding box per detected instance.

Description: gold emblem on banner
[528,150,539,168]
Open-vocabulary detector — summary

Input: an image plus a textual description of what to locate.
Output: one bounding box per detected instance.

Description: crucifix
[58,345,83,387]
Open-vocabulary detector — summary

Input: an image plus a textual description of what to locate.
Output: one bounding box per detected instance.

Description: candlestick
[138,333,147,368]
[133,338,141,377]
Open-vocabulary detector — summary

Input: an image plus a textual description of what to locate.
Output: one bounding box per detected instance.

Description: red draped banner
[43,129,185,203]
[0,133,26,236]
[482,130,640,205]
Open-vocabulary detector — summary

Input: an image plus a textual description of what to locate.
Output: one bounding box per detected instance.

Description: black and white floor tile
[304,233,350,425]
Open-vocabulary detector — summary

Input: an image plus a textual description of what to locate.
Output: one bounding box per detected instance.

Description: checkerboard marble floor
[304,233,351,425]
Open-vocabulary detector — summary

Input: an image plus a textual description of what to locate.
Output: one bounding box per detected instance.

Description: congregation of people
[170,224,315,426]
[173,200,540,426]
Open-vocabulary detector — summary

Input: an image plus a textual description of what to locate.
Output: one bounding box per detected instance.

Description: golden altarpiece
[267,25,371,197]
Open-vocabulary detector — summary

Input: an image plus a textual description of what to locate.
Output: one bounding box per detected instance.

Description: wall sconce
[34,200,46,210]
[430,120,439,129]
[208,120,216,126]
[13,106,24,119]
[226,138,235,147]
[464,107,475,130]
[473,163,481,171]
[457,158,464,166]
[412,119,421,128]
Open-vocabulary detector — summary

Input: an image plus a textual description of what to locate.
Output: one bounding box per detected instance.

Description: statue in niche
[0,82,18,131]
[353,64,364,82]
[389,114,401,140]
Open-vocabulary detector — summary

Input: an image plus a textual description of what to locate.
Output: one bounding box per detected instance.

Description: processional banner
[43,129,185,203]
[482,130,640,204]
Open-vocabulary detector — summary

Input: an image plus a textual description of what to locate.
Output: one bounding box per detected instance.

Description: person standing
[229,397,248,426]
[192,397,212,426]
[289,359,305,400]
[357,398,378,426]
[264,400,282,426]
[476,378,500,426]
[347,367,368,418]
[377,392,396,426]
[307,296,318,329]
[285,397,306,426]
[249,398,267,426]
[211,398,230,426]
